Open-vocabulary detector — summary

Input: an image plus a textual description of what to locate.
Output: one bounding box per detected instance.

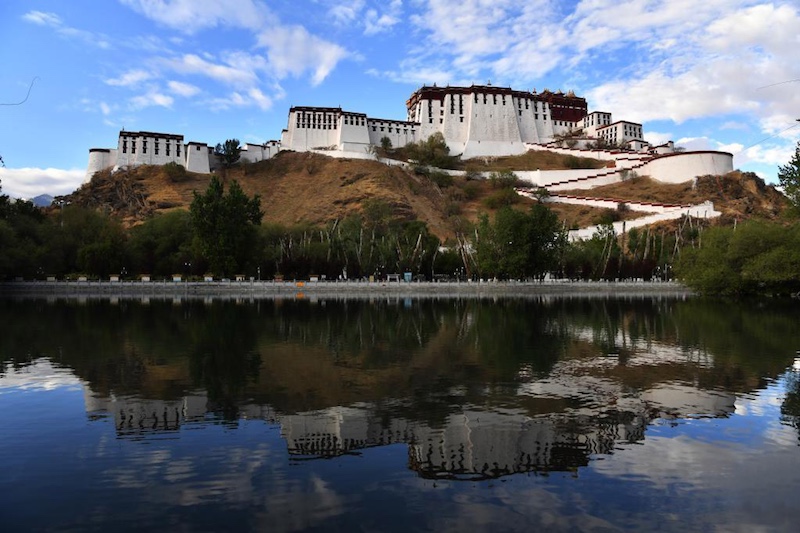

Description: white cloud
[257,26,349,85]
[22,9,111,48]
[167,80,201,97]
[22,11,62,26]
[119,0,271,33]
[130,91,174,109]
[206,87,274,111]
[0,167,85,198]
[105,69,154,87]
[99,102,112,116]
[162,54,260,88]
[328,0,366,24]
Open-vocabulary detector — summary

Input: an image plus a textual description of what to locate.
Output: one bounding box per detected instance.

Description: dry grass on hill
[61,154,788,242]
[558,172,788,223]
[460,150,607,171]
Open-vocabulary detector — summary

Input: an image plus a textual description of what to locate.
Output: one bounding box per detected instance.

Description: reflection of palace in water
[83,371,736,479]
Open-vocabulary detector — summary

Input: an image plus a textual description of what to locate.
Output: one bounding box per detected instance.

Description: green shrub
[429,170,454,188]
[488,170,521,189]
[484,188,519,209]
[163,161,186,182]
[462,182,481,200]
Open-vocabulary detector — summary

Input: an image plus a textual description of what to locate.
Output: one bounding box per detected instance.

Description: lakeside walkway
[0,280,693,300]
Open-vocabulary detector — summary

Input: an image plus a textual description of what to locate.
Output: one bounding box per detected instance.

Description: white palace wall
[86,148,117,181]
[115,132,186,169]
[185,142,211,174]
[639,151,734,183]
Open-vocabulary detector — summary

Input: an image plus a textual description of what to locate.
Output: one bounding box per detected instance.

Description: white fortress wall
[185,142,210,173]
[442,92,469,145]
[339,112,371,152]
[286,107,342,151]
[515,169,606,187]
[462,89,526,158]
[546,172,625,191]
[639,151,734,183]
[240,143,266,163]
[568,201,721,240]
[115,131,186,169]
[86,148,117,182]
[366,118,417,149]
[514,94,542,144]
[543,195,688,213]
[414,93,444,145]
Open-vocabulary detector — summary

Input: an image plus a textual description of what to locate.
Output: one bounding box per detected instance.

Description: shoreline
[0,280,693,300]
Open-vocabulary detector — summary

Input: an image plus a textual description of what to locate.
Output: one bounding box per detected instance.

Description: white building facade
[86,130,280,182]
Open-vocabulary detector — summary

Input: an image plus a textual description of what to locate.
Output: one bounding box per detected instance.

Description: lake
[1,295,799,532]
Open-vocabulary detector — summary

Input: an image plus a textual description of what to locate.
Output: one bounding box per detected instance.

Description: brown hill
[60,152,789,241]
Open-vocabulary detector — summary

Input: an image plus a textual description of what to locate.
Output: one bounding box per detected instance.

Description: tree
[778,141,800,212]
[190,176,263,276]
[474,205,564,279]
[380,136,392,151]
[214,138,242,168]
[406,132,458,169]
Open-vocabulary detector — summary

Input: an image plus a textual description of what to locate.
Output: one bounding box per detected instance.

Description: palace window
[155,140,159,155]
[177,144,181,157]
[196,145,201,151]
[122,140,127,154]
[132,140,136,154]
[166,142,170,156]
[143,140,147,154]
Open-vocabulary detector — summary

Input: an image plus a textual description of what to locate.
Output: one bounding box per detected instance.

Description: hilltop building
[86,84,732,189]
[279,85,627,159]
[86,130,280,181]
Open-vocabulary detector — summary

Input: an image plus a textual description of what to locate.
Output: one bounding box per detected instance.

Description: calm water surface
[1,295,800,532]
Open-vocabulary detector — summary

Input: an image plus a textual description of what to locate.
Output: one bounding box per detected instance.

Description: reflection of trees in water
[187,303,262,419]
[781,364,800,443]
[4,296,800,455]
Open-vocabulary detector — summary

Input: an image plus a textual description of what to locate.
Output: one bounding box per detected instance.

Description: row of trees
[3,174,680,282]
[5,136,799,289]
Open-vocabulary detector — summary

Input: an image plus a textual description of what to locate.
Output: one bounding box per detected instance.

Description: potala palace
[87,83,734,194]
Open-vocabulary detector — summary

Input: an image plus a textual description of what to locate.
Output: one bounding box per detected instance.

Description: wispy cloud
[22,10,62,26]
[105,69,154,87]
[167,80,201,97]
[22,10,111,48]
[119,0,272,33]
[130,90,174,109]
[160,53,261,88]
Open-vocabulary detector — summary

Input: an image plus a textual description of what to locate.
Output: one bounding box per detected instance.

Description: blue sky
[1,0,799,198]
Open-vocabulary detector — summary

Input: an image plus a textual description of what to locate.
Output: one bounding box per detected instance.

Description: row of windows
[296,122,338,130]
[371,126,415,134]
[121,139,181,156]
[344,116,365,126]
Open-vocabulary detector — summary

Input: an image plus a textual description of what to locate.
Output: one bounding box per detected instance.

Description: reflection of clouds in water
[590,433,800,529]
[255,475,350,532]
[0,358,84,392]
[99,440,351,530]
[389,480,618,532]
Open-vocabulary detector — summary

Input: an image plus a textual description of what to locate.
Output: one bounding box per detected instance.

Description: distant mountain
[31,194,54,207]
